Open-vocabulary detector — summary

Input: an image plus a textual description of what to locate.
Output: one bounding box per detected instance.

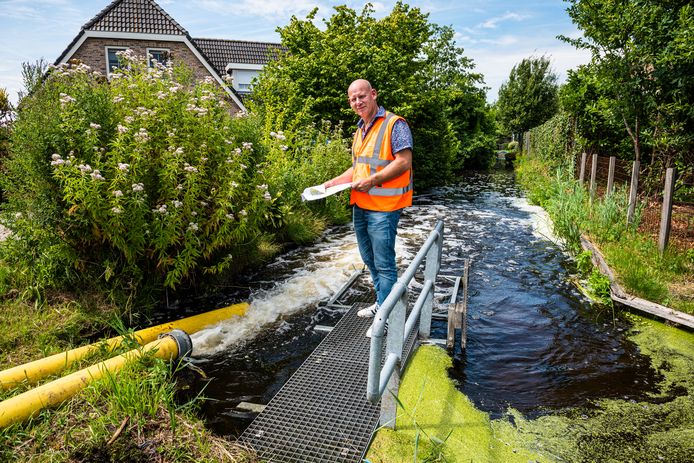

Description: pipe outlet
[159,329,193,360]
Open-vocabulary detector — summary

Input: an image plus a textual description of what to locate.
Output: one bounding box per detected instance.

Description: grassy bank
[516,155,693,315]
[0,297,257,462]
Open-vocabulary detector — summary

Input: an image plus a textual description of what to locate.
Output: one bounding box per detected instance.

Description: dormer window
[224,64,263,94]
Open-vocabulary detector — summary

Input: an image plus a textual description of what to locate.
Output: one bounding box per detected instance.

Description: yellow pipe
[0,302,248,390]
[0,335,182,428]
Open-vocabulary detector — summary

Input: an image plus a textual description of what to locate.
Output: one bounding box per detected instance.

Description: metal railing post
[419,225,442,339]
[380,289,407,429]
[366,220,445,431]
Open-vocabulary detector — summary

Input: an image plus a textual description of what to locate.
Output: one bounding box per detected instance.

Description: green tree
[0,87,11,133]
[561,0,694,172]
[496,56,559,142]
[18,59,48,101]
[559,66,632,158]
[422,25,497,169]
[0,87,13,197]
[250,2,493,189]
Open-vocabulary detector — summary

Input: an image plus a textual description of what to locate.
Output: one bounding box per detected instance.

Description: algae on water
[367,313,694,463]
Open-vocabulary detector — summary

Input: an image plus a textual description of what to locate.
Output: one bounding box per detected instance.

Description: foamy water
[510,197,561,245]
[191,221,427,357]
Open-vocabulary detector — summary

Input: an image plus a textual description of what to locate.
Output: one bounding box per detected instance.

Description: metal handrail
[366,220,444,407]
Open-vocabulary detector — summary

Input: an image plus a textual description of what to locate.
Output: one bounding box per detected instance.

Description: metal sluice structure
[239,220,447,462]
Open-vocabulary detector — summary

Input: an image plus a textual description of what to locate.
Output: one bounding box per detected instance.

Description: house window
[234,70,259,92]
[147,48,170,67]
[105,47,128,77]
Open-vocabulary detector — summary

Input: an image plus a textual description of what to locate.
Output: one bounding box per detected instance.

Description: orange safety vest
[350,111,413,211]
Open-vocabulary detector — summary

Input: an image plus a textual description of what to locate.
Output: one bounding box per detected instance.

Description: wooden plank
[589,153,598,203]
[461,303,467,349]
[658,168,675,253]
[607,156,616,195]
[579,235,625,298]
[612,294,694,329]
[446,305,456,350]
[579,152,587,183]
[461,259,470,349]
[237,402,267,413]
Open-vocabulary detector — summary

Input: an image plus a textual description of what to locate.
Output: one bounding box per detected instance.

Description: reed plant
[543,167,588,253]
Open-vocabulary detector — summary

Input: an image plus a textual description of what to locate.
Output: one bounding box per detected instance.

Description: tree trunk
[622,113,641,163]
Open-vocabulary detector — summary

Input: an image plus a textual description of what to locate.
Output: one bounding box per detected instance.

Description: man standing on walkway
[324,79,413,335]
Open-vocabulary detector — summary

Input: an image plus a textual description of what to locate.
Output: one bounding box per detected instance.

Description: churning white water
[509,197,561,245]
[191,222,422,356]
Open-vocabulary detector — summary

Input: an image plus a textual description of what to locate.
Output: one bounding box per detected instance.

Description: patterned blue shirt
[357,106,413,155]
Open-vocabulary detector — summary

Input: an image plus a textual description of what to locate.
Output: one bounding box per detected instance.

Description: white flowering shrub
[1,56,274,298]
[261,119,352,238]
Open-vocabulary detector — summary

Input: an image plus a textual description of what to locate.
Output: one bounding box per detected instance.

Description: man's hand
[352,177,375,192]
[324,167,355,189]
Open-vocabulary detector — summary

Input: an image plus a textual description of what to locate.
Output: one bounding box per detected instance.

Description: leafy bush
[249,4,494,191]
[0,56,276,303]
[575,250,593,275]
[588,268,612,302]
[526,112,576,167]
[507,140,518,152]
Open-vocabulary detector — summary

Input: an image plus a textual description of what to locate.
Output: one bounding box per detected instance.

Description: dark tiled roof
[193,38,286,74]
[54,0,281,108]
[84,0,187,35]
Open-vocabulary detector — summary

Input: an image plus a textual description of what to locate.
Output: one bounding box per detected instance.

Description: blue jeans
[353,206,402,306]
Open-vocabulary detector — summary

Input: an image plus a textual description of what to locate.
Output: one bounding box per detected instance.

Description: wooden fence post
[658,168,675,253]
[589,153,598,203]
[579,152,587,183]
[627,160,640,225]
[607,156,616,195]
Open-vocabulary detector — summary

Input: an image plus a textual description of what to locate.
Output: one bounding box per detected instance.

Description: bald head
[348,79,373,94]
[347,79,378,123]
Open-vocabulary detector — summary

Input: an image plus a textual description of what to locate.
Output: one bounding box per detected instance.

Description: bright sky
[0,0,591,105]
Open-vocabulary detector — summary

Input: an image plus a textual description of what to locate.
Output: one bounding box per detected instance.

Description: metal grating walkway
[239,303,418,463]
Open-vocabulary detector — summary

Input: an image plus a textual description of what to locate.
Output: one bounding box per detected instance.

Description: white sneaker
[357,303,379,318]
[366,321,388,338]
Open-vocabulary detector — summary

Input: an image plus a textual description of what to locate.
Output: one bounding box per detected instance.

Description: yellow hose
[0,335,180,428]
[0,302,248,390]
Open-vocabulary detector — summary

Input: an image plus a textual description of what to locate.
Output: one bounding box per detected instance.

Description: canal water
[175,168,661,436]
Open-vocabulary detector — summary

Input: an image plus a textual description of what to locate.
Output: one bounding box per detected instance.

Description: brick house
[54,0,284,112]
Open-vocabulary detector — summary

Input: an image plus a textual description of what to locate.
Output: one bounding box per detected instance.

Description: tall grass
[517,155,693,314]
[0,352,257,462]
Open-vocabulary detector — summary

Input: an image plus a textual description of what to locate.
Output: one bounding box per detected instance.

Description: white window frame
[105,46,128,78]
[225,63,263,93]
[146,47,170,67]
